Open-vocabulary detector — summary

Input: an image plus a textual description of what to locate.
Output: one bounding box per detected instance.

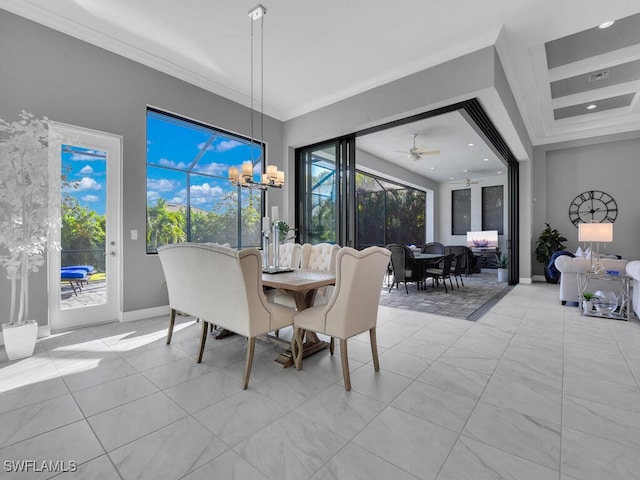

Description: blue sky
[146,111,263,211]
[62,145,107,216]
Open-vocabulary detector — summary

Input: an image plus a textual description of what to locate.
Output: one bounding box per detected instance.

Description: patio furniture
[424,253,456,293]
[386,243,425,293]
[61,265,96,295]
[451,252,467,288]
[291,246,391,390]
[157,242,295,389]
[422,242,445,255]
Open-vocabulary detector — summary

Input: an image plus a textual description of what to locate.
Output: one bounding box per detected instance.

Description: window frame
[145,107,265,253]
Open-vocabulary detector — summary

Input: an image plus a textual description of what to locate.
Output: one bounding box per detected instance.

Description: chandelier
[228,4,284,190]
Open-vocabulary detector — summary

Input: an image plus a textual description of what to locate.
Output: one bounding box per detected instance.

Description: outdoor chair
[421,242,445,254]
[424,253,456,293]
[291,246,391,390]
[451,252,467,288]
[157,242,295,389]
[386,243,425,293]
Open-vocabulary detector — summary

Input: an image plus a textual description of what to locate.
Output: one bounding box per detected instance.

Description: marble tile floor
[1,283,640,479]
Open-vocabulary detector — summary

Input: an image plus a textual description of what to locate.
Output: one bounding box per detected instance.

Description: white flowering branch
[0,112,61,324]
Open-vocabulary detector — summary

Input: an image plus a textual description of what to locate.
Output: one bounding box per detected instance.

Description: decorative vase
[2,320,38,360]
[497,268,508,283]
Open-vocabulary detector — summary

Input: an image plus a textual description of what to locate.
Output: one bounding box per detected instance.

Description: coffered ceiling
[2,0,640,152]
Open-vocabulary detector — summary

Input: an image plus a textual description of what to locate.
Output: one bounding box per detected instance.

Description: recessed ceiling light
[587,104,597,110]
[599,20,614,29]
[497,171,503,174]
[467,143,474,147]
[483,158,489,162]
[429,166,435,170]
[449,177,454,180]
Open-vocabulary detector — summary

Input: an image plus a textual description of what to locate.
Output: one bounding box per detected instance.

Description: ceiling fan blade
[416,149,440,155]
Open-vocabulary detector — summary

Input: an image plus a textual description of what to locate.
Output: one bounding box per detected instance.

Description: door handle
[104,251,116,257]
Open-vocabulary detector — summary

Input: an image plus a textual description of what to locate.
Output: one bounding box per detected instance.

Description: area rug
[379,269,512,321]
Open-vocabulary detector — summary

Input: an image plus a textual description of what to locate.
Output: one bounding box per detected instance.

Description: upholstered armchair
[157,243,295,389]
[554,256,629,304]
[268,242,302,268]
[291,246,391,391]
[301,242,340,271]
[626,261,640,317]
[266,243,340,310]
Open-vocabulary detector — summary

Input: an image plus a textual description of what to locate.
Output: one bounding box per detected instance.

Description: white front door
[48,123,121,330]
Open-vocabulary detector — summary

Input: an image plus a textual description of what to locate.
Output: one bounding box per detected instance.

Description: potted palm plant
[0,111,60,360]
[495,252,509,282]
[535,223,567,284]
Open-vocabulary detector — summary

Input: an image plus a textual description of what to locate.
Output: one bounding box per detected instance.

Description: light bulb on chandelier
[228,4,284,190]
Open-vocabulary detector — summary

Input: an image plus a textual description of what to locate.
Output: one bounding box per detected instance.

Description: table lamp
[578,222,613,272]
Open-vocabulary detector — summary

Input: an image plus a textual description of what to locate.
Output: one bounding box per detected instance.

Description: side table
[577,271,632,321]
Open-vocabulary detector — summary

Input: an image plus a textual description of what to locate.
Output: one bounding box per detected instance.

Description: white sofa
[626,261,640,318]
[554,256,629,304]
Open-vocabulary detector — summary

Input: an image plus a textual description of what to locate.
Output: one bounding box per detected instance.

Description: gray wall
[532,133,640,276]
[0,10,284,322]
[439,174,508,249]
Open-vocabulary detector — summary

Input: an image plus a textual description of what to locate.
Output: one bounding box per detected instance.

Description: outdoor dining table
[262,269,336,367]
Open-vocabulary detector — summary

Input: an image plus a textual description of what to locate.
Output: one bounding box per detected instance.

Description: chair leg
[242,337,256,390]
[369,328,380,372]
[404,282,408,294]
[292,327,304,370]
[166,308,177,344]
[197,320,208,363]
[339,339,351,391]
[460,276,464,287]
[330,337,335,355]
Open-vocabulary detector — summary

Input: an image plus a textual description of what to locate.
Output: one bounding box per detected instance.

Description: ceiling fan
[451,170,481,187]
[394,134,440,161]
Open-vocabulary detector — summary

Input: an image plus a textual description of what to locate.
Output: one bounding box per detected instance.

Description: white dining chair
[158,242,295,389]
[291,246,391,391]
[268,242,302,268]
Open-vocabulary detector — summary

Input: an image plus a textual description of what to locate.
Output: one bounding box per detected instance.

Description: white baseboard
[519,277,533,284]
[119,305,170,323]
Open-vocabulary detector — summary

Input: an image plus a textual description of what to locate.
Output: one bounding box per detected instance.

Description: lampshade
[578,222,613,242]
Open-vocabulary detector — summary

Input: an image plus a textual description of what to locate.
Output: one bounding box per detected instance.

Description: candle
[267,165,278,180]
[242,161,253,178]
[271,206,279,221]
[261,173,269,185]
[262,216,270,231]
[276,170,285,185]
[228,167,239,181]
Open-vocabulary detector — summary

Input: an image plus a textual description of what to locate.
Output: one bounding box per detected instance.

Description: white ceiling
[3,0,640,167]
[357,111,505,184]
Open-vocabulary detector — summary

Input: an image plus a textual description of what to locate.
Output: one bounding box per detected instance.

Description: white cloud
[76,177,102,191]
[196,162,228,176]
[158,158,188,169]
[147,178,178,192]
[170,196,185,204]
[80,165,94,174]
[215,140,242,152]
[190,183,224,199]
[81,194,99,202]
[147,191,160,203]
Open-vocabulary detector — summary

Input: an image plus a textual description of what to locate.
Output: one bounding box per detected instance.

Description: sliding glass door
[297,138,355,247]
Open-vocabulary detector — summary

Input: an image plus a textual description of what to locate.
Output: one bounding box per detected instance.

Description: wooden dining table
[262,269,336,367]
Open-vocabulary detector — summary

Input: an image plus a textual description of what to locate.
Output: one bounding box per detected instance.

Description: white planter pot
[497,268,508,283]
[2,320,38,360]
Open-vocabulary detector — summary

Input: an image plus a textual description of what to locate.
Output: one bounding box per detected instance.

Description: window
[451,188,471,235]
[146,108,263,253]
[356,171,426,248]
[482,185,504,234]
